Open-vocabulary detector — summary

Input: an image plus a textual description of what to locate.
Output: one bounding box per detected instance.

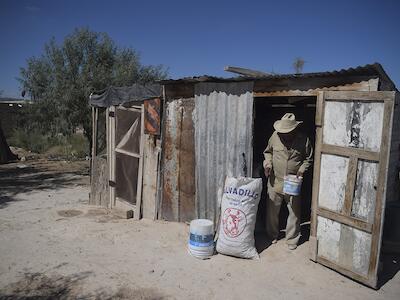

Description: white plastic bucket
[188,219,214,259]
[283,175,303,196]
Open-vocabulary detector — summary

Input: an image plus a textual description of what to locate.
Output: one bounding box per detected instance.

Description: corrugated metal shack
[89,63,399,288]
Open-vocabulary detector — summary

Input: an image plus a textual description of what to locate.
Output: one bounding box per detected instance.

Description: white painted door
[310,91,396,288]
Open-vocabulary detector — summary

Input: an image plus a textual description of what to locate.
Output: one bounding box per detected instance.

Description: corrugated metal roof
[160,63,396,90]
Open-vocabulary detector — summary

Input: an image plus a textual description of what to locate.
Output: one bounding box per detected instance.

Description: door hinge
[109,111,115,117]
[109,180,116,187]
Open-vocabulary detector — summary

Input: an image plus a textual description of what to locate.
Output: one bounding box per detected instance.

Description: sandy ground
[0,160,399,299]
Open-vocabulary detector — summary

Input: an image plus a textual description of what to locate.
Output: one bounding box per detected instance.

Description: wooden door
[310,91,396,288]
[108,105,144,219]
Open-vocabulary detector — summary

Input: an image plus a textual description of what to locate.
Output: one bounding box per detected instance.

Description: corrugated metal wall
[194,82,254,224]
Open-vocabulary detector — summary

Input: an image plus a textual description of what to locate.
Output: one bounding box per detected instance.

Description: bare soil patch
[0,158,399,299]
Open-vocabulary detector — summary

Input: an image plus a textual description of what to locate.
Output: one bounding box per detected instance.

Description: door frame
[107,104,145,220]
[309,91,396,288]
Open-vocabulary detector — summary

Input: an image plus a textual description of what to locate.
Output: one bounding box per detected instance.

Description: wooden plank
[114,148,141,158]
[110,207,133,219]
[224,66,271,77]
[311,91,325,237]
[90,107,96,194]
[342,156,358,216]
[254,80,381,98]
[156,87,167,220]
[367,98,394,283]
[321,144,380,161]
[109,106,116,208]
[134,104,145,220]
[309,235,318,262]
[94,108,99,150]
[317,256,371,287]
[324,91,395,102]
[254,91,317,97]
[142,135,159,220]
[310,126,323,237]
[90,157,109,207]
[91,107,96,163]
[315,91,324,127]
[117,105,142,111]
[317,207,373,233]
[106,107,110,206]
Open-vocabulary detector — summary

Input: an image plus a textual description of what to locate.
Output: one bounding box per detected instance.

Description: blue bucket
[283,175,303,196]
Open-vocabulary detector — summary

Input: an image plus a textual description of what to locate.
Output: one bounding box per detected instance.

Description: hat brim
[273,120,303,133]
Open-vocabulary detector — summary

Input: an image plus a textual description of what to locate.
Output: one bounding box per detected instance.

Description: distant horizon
[1,0,399,98]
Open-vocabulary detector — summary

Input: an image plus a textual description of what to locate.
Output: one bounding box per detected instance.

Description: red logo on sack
[222,208,247,238]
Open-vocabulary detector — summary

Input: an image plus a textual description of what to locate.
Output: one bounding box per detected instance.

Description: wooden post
[134,104,145,220]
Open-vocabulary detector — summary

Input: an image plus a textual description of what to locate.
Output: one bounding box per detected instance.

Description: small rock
[20,156,26,161]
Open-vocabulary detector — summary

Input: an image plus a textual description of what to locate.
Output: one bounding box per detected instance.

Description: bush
[9,128,50,154]
[9,128,89,159]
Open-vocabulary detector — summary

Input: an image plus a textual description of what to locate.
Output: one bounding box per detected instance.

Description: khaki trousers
[266,183,301,246]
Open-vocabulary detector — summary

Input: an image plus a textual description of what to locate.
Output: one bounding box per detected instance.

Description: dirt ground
[0,160,399,299]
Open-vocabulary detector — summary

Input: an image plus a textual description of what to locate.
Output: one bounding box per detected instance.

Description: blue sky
[1,0,399,98]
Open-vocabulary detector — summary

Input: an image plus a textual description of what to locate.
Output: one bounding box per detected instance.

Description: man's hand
[264,167,271,178]
[296,171,303,178]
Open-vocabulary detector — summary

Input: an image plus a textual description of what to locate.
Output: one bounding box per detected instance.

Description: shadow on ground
[0,195,17,210]
[255,222,310,254]
[0,160,89,209]
[0,272,167,300]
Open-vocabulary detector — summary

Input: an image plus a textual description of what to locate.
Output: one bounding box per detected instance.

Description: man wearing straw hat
[263,113,313,250]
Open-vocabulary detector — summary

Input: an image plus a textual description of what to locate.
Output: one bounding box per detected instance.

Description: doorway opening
[252,96,317,249]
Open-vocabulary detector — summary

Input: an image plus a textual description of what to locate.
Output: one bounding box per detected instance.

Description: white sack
[216,176,262,259]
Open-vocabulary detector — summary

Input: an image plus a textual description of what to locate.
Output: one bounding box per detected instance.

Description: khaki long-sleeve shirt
[263,131,313,193]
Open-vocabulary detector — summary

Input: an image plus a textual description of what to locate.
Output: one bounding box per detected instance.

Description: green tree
[19,28,168,144]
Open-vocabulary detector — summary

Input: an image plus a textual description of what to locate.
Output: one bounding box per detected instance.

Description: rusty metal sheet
[161,98,196,222]
[144,98,161,135]
[194,82,254,224]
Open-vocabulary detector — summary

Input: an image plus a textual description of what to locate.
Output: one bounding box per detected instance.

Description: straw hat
[273,113,303,133]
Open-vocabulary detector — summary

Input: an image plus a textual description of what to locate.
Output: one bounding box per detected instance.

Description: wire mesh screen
[114,107,142,205]
[116,108,141,154]
[115,152,139,204]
